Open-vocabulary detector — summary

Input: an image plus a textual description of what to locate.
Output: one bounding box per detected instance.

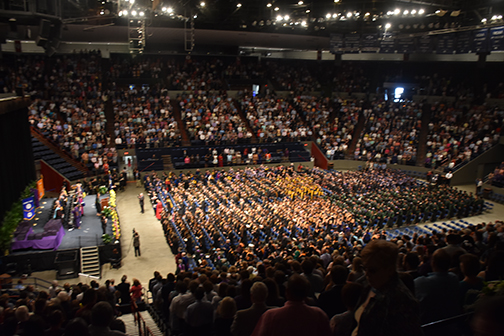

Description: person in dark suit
[231,282,271,336]
[317,265,348,319]
[100,214,108,235]
[116,275,131,305]
[95,193,102,215]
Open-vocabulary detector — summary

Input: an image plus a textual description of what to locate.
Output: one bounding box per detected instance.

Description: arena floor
[29,181,504,289]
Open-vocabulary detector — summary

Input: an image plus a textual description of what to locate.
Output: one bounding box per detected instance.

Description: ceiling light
[301,21,307,26]
[193,14,197,18]
[332,13,337,18]
[139,11,144,17]
[284,15,289,20]
[306,9,310,13]
[334,0,340,2]
[326,13,331,19]
[123,10,128,15]
[276,15,283,21]
[267,3,272,7]
[200,1,205,7]
[385,23,391,29]
[481,18,487,23]
[419,9,425,15]
[347,12,352,18]
[118,11,123,16]
[411,10,417,15]
[365,12,370,16]
[298,1,303,5]
[130,0,135,4]
[274,7,279,11]
[394,8,400,15]
[237,3,242,8]
[403,10,409,15]
[131,10,137,16]
[162,7,166,12]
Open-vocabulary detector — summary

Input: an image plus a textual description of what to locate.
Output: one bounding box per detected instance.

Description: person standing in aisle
[133,230,141,257]
[138,193,144,213]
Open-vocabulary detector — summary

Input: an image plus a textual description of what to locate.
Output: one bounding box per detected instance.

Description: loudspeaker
[36,35,48,47]
[39,19,51,38]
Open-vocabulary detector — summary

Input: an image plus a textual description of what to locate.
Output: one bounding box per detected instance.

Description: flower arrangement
[101,207,112,218]
[102,234,112,245]
[108,189,121,240]
[482,280,504,297]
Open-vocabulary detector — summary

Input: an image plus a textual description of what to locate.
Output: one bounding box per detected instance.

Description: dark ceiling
[1,0,504,37]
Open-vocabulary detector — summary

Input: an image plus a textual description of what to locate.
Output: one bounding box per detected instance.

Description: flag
[23,196,35,220]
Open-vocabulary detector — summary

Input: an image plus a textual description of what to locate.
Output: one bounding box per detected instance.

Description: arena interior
[1,0,504,335]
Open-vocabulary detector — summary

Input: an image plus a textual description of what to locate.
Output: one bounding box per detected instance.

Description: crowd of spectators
[353,100,421,164]
[3,217,504,336]
[240,95,312,143]
[425,105,503,170]
[317,99,359,160]
[181,94,251,145]
[110,87,182,148]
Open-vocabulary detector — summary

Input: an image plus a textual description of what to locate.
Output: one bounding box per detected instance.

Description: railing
[0,276,54,291]
[31,126,89,174]
[421,312,473,334]
[132,300,156,336]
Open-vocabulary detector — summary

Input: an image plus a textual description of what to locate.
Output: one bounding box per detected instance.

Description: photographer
[133,229,141,257]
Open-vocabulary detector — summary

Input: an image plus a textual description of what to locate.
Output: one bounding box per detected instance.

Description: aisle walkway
[101,183,176,286]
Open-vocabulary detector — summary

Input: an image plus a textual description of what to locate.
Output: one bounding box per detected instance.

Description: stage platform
[1,194,121,276]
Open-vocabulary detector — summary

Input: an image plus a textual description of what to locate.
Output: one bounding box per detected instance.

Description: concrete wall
[451,144,504,185]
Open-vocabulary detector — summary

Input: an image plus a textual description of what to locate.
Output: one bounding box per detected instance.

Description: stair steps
[80,246,101,278]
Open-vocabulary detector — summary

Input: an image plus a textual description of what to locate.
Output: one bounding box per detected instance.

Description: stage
[1,194,121,275]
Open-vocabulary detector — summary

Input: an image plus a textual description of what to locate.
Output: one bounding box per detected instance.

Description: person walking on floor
[138,193,144,213]
[133,230,141,257]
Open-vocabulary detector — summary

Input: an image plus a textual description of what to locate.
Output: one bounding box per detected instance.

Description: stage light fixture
[267,3,272,7]
[332,13,337,18]
[394,8,400,15]
[385,23,391,29]
[284,15,289,20]
[132,10,137,16]
[347,12,352,18]
[419,9,425,14]
[298,1,303,5]
[411,9,417,15]
[274,7,279,11]
[306,9,310,13]
[200,2,205,7]
[139,11,144,17]
[326,13,331,19]
[403,10,409,15]
[276,15,283,21]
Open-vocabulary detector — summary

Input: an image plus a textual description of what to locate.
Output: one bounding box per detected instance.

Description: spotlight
[200,2,205,7]
[284,15,289,20]
[332,13,337,18]
[276,15,283,21]
[167,7,173,13]
[411,9,417,15]
[334,0,340,2]
[403,10,409,15]
[123,10,128,15]
[326,13,331,19]
[301,20,307,26]
[306,10,310,13]
[139,11,144,17]
[267,3,272,7]
[394,8,400,15]
[298,1,303,5]
[162,7,167,12]
[418,9,425,14]
[481,18,487,23]
[237,3,242,8]
[385,23,391,29]
[131,10,137,16]
[347,12,352,18]
[274,7,279,11]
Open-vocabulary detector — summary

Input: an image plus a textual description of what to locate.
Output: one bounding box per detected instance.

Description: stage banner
[344,33,361,53]
[436,34,456,54]
[23,196,35,220]
[416,35,434,53]
[330,34,344,54]
[473,28,489,53]
[489,26,504,51]
[361,33,380,53]
[379,32,396,53]
[456,31,472,54]
[37,177,45,200]
[397,37,416,53]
